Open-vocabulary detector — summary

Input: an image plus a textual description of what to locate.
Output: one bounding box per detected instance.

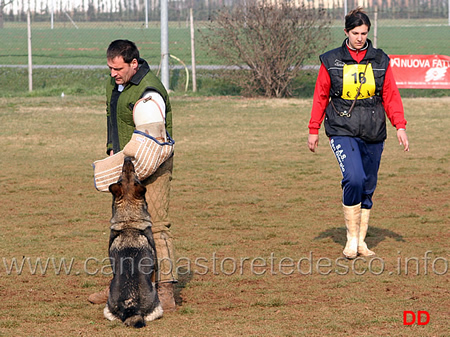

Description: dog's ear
[134,182,147,198]
[109,182,123,197]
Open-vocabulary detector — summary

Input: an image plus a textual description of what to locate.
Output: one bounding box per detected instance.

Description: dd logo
[403,310,430,325]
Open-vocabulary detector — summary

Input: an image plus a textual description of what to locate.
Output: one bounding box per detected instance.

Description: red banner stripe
[389,55,450,89]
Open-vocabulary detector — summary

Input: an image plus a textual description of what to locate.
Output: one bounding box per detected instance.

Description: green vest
[106,59,172,154]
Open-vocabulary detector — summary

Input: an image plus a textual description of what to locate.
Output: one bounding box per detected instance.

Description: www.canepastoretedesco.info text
[1,251,447,276]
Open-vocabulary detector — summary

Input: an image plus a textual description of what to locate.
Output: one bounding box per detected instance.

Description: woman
[307,7,409,259]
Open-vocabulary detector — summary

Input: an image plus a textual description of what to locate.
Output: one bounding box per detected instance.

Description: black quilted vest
[320,39,390,142]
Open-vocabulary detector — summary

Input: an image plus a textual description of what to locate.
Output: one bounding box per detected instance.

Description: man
[88,39,177,311]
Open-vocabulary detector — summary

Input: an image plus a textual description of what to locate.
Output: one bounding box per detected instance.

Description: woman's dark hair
[106,39,140,63]
[345,7,371,32]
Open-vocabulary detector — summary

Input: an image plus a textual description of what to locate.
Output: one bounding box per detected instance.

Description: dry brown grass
[0,96,448,336]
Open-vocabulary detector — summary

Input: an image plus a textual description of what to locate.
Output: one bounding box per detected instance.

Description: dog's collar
[110,220,152,231]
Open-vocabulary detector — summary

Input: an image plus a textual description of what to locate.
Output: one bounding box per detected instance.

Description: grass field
[0,20,449,66]
[1,19,449,99]
[0,66,447,99]
[0,95,448,336]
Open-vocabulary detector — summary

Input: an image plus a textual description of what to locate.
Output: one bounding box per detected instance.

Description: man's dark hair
[345,7,371,32]
[107,39,140,63]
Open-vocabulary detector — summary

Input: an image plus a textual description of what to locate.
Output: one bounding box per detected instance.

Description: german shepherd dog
[103,157,163,328]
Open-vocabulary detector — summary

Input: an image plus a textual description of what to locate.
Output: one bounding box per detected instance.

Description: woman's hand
[308,134,319,153]
[397,129,409,152]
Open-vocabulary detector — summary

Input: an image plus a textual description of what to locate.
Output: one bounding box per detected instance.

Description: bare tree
[202,3,331,98]
[0,0,13,29]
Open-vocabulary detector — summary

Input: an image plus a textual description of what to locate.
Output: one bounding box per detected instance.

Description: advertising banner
[389,55,450,89]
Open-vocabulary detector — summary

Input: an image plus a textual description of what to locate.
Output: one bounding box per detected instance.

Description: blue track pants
[329,136,384,209]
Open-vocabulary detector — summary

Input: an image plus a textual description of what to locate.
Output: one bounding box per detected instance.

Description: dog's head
[109,157,151,224]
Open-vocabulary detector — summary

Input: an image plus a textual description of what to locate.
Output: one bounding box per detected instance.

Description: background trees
[202,3,331,97]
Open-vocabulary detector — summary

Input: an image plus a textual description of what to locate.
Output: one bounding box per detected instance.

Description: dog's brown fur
[103,157,163,328]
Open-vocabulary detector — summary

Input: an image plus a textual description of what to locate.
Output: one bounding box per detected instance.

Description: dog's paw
[103,305,117,321]
[144,303,163,322]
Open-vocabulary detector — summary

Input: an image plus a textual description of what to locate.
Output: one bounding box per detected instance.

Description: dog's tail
[124,314,145,328]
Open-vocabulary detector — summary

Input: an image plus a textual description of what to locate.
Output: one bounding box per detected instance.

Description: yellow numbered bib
[342,63,375,100]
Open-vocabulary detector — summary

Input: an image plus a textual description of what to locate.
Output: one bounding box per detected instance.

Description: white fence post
[161,0,170,90]
[190,8,197,92]
[27,5,32,92]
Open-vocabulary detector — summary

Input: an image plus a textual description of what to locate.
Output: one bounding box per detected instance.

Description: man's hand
[397,129,409,152]
[308,134,319,153]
